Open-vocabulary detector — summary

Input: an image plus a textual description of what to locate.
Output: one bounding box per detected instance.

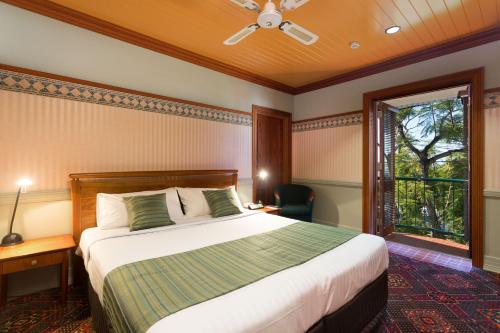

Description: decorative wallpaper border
[0,69,252,126]
[484,90,500,109]
[292,112,362,132]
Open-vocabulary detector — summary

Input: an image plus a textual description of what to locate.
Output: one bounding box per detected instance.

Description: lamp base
[1,233,23,247]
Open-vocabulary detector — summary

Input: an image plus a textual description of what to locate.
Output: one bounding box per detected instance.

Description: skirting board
[312,217,362,232]
[483,256,500,273]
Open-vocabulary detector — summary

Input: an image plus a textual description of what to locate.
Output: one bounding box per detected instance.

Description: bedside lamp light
[258,169,269,180]
[1,178,32,247]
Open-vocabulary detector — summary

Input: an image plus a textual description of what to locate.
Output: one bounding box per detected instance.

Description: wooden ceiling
[5,0,500,93]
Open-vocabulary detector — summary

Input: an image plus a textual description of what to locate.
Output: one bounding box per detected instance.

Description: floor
[386,232,469,258]
[0,246,498,333]
[386,238,473,272]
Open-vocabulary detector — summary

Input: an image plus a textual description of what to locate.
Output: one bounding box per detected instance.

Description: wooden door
[252,105,292,205]
[376,102,398,236]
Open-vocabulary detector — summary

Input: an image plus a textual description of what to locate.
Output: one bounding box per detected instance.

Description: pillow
[176,187,212,217]
[176,186,244,217]
[203,188,243,217]
[96,188,183,229]
[123,193,175,231]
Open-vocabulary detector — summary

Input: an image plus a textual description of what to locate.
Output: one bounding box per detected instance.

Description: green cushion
[123,193,175,231]
[202,189,242,218]
[280,204,310,216]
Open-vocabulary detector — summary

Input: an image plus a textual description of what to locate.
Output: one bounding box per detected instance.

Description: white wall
[0,3,293,113]
[294,41,500,120]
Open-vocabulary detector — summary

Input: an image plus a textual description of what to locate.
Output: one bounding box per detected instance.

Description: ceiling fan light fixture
[385,25,401,34]
[257,1,282,28]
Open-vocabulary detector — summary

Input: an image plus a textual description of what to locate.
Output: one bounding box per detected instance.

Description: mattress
[79,211,389,333]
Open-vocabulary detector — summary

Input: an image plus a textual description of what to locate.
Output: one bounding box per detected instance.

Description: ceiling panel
[46,0,500,88]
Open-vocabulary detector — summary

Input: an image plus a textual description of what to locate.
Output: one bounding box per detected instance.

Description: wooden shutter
[376,102,398,236]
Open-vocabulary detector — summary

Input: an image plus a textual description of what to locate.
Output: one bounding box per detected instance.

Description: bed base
[87,270,387,333]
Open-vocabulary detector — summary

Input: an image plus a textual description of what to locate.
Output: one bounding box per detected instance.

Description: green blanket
[103,222,359,333]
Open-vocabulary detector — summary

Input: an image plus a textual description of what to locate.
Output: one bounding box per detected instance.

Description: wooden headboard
[69,170,238,244]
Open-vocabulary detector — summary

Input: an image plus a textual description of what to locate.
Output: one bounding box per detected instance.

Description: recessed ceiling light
[350,41,361,49]
[385,25,401,34]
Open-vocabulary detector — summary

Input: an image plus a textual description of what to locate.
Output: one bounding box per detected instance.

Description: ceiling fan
[224,0,319,46]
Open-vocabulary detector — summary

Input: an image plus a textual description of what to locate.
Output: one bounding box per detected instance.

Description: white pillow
[176,186,244,217]
[96,188,183,229]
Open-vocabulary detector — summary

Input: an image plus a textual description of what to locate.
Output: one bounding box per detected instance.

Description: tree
[395,99,467,241]
[396,99,465,179]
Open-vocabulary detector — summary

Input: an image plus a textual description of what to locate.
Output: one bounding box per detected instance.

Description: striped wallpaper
[292,124,362,182]
[293,90,500,189]
[484,105,500,189]
[0,90,251,192]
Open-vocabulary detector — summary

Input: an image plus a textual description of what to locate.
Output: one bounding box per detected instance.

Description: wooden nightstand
[260,206,281,215]
[0,234,75,308]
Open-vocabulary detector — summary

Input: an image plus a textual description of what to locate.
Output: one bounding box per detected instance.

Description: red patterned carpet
[0,253,498,333]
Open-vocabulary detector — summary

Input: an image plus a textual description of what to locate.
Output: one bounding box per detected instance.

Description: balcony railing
[395,176,467,244]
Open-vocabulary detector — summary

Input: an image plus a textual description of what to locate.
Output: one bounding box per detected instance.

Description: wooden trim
[252,105,292,202]
[292,110,362,124]
[295,27,500,94]
[1,0,295,94]
[70,170,239,244]
[362,68,485,268]
[0,63,251,116]
[485,87,500,94]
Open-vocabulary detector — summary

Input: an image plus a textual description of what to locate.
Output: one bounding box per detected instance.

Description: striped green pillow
[203,189,243,218]
[123,193,175,231]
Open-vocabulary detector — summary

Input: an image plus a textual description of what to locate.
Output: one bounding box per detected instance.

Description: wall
[292,41,500,272]
[0,3,293,296]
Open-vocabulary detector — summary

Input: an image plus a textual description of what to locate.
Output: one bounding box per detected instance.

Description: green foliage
[394,98,468,244]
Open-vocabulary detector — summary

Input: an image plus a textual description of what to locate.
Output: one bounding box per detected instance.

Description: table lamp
[1,178,32,247]
[257,169,269,205]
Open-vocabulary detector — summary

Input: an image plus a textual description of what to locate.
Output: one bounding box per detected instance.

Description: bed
[70,170,388,333]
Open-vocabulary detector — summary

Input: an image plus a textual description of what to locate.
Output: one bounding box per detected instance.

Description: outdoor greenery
[394,98,468,244]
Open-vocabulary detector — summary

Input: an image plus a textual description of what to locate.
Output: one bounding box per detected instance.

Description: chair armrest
[274,191,282,207]
[307,192,315,207]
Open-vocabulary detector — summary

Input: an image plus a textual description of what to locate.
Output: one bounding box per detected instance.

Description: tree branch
[422,134,441,154]
[428,148,464,164]
[397,124,421,156]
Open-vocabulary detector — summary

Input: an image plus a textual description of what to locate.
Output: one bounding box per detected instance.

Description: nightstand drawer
[2,252,64,274]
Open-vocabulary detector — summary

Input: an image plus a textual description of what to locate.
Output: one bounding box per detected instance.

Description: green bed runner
[103,222,359,333]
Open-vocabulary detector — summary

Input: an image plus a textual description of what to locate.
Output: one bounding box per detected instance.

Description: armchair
[274,184,315,222]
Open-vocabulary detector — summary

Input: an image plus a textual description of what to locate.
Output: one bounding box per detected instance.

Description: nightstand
[260,206,281,215]
[0,234,75,308]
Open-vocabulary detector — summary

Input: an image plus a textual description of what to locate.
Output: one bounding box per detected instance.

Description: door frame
[362,68,484,268]
[252,105,292,203]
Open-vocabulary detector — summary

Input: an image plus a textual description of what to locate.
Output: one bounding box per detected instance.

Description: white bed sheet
[79,211,388,333]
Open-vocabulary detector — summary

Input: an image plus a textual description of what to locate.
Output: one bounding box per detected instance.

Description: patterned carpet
[0,253,498,333]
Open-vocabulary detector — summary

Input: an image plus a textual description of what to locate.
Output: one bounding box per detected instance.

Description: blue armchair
[274,184,315,222]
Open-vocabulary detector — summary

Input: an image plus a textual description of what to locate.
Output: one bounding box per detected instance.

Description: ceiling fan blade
[229,0,260,13]
[224,24,260,45]
[279,21,318,45]
[280,0,310,11]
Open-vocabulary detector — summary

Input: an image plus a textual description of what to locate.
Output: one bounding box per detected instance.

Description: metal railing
[395,176,467,243]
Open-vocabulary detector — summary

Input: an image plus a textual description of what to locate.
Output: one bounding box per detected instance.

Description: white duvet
[79,211,388,333]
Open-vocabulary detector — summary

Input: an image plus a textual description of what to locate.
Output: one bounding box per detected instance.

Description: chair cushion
[280,204,310,216]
